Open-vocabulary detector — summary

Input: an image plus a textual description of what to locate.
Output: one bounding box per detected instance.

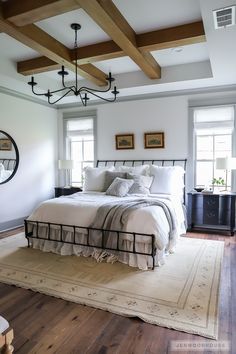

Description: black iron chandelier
[28,23,119,106]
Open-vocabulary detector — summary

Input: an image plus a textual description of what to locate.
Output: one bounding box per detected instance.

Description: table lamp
[58,159,74,188]
[215,157,236,191]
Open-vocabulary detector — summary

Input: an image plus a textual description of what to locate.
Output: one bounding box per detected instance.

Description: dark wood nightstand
[55,186,82,198]
[187,192,236,235]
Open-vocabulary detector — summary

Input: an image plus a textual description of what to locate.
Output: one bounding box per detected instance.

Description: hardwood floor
[0,228,235,354]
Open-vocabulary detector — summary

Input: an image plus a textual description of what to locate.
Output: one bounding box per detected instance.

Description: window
[194,106,234,189]
[65,116,95,186]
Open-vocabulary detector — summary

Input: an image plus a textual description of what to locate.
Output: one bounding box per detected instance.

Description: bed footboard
[24,220,157,270]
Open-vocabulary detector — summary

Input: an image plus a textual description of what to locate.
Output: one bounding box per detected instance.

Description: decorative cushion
[150,165,185,195]
[83,166,114,192]
[103,171,127,191]
[116,164,149,175]
[106,177,134,197]
[127,173,153,195]
[0,316,9,334]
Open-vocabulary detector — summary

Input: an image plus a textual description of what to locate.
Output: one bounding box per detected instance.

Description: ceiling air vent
[213,5,235,29]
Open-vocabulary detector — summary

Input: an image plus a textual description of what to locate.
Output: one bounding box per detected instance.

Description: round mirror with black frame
[0,130,19,184]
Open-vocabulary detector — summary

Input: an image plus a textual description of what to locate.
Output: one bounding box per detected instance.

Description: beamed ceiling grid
[0,0,206,87]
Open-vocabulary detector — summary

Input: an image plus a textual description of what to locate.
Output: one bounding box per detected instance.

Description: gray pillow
[106,177,134,197]
[103,171,127,191]
[127,173,153,195]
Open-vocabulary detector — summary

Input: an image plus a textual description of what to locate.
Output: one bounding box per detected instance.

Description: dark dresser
[187,192,236,235]
[55,186,82,198]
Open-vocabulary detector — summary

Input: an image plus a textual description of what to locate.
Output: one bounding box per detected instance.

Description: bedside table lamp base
[215,157,236,192]
[58,160,74,188]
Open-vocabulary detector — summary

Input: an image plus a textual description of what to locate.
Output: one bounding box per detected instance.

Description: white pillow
[150,165,185,195]
[106,177,134,197]
[83,166,114,192]
[116,164,149,175]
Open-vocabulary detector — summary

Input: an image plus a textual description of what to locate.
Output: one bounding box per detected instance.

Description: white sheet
[27,192,186,270]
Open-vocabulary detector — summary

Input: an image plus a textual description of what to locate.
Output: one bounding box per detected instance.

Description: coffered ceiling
[0,0,235,106]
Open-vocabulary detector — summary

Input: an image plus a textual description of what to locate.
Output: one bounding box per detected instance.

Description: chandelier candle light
[28,24,119,106]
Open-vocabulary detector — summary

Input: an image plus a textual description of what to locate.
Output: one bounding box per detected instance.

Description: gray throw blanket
[89,198,177,249]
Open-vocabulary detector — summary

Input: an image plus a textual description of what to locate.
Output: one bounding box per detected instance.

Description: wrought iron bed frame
[25,159,187,270]
[0,158,16,170]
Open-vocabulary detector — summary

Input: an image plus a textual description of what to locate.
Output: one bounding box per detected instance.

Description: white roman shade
[194,106,234,135]
[66,118,93,138]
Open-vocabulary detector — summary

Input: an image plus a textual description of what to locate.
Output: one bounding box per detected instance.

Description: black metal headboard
[96,159,187,169]
[0,158,16,170]
[96,159,187,203]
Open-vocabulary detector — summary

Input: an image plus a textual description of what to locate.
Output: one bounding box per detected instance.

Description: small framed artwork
[116,134,134,150]
[144,132,165,149]
[0,139,12,151]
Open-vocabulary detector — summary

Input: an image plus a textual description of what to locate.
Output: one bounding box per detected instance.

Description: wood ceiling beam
[17,21,205,76]
[137,21,206,52]
[17,42,123,75]
[75,39,123,64]
[76,0,161,79]
[2,0,81,26]
[0,7,107,86]
[17,57,61,75]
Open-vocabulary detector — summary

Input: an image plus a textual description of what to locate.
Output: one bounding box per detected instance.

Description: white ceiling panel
[152,42,209,67]
[0,33,38,61]
[36,9,111,48]
[113,0,202,33]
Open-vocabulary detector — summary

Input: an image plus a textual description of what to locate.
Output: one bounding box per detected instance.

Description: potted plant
[212,177,225,191]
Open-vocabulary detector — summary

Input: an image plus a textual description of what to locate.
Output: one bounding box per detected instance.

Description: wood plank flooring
[0,228,235,354]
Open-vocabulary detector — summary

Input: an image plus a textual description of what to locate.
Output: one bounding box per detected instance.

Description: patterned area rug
[0,233,224,339]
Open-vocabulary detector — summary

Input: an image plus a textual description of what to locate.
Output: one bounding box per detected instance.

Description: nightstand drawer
[203,195,219,211]
[203,209,219,225]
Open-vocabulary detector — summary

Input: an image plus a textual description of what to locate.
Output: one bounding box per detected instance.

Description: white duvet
[27,192,186,269]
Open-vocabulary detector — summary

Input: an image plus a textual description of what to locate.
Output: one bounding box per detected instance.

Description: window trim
[62,111,97,186]
[194,133,232,188]
[188,104,236,192]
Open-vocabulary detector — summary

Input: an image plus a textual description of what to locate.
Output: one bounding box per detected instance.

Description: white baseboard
[0,217,25,232]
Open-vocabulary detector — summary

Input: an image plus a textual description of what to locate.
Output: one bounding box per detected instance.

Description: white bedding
[27,192,186,270]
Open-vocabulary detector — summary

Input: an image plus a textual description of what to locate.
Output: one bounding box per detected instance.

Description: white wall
[97,96,188,160]
[59,95,188,161]
[0,92,58,231]
[58,89,236,193]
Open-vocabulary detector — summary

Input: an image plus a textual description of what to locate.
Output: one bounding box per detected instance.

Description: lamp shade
[215,157,229,170]
[230,157,236,170]
[58,160,74,170]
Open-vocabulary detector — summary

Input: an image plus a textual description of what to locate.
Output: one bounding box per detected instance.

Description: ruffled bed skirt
[28,224,170,270]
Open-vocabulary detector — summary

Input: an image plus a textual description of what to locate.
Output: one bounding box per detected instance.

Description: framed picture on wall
[116,134,134,150]
[144,132,165,149]
[0,139,12,151]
